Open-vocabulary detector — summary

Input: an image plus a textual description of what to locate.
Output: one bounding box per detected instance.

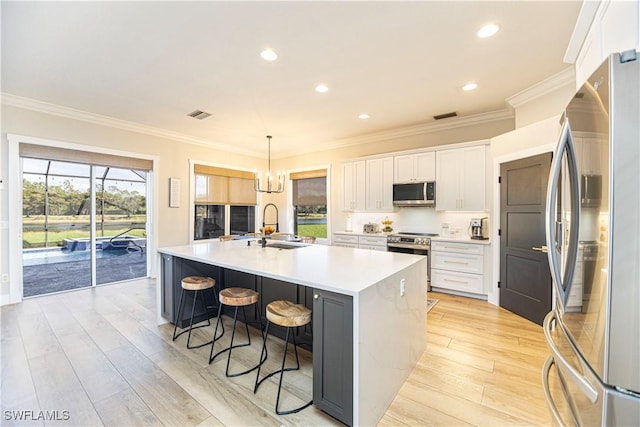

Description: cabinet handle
[314,294,319,300]
[532,246,549,253]
[444,246,469,250]
[444,260,468,265]
[444,278,468,284]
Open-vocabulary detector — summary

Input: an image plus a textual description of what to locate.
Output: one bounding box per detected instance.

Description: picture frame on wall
[169,177,180,208]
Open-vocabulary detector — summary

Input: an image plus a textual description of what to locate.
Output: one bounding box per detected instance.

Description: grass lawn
[297,224,327,238]
[23,215,147,248]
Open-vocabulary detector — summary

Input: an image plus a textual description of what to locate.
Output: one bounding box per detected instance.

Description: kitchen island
[157,239,428,426]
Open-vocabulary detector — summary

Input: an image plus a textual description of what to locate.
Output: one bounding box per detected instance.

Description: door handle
[543,311,598,403]
[532,246,548,253]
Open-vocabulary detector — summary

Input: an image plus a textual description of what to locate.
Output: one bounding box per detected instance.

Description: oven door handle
[387,243,430,251]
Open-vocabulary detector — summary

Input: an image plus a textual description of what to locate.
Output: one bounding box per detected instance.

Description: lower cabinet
[430,241,486,295]
[333,233,358,248]
[333,233,388,251]
[312,288,354,426]
[161,258,354,426]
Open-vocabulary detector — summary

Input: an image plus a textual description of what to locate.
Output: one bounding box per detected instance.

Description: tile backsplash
[343,208,489,238]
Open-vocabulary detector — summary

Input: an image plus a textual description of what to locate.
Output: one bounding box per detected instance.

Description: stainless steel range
[387,232,438,287]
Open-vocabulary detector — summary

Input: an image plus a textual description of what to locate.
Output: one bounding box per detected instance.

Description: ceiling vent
[574,92,585,99]
[187,110,212,120]
[433,111,458,120]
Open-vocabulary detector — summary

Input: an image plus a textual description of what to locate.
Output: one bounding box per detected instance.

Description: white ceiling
[1,1,582,158]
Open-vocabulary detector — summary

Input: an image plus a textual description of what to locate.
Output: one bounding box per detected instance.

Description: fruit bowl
[261,226,275,235]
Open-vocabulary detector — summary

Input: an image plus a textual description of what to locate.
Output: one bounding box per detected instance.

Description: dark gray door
[500,153,552,325]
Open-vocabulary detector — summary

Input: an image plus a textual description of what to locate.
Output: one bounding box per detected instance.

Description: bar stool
[172,276,223,349]
[209,287,266,377]
[254,300,313,415]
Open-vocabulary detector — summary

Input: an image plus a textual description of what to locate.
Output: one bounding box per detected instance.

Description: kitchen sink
[266,243,308,250]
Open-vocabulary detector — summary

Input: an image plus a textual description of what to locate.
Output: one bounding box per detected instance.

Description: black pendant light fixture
[254,135,284,194]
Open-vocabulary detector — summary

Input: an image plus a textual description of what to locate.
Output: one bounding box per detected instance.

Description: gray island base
[157,240,427,426]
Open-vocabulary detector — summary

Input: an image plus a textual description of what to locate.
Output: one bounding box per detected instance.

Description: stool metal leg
[172,288,186,341]
[210,305,266,377]
[173,289,216,348]
[254,324,312,415]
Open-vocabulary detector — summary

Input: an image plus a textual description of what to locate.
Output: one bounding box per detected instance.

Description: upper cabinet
[436,145,486,211]
[393,152,435,183]
[365,157,394,211]
[572,0,639,87]
[343,161,366,211]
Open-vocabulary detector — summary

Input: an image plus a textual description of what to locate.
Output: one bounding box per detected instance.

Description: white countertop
[334,231,389,237]
[430,236,491,245]
[158,240,426,296]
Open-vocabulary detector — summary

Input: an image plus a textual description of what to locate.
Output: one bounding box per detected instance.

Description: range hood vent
[188,110,212,120]
[433,111,457,120]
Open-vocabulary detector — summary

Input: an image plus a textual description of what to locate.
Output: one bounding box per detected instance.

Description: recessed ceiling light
[315,84,329,93]
[463,82,478,91]
[477,24,500,38]
[260,49,278,61]
[359,113,370,119]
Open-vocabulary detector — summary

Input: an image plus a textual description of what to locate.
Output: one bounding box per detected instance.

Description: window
[291,170,328,239]
[193,164,257,240]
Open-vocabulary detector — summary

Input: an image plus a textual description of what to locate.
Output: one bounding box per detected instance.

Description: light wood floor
[1,279,551,426]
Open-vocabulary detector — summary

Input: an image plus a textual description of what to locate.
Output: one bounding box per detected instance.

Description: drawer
[334,242,358,249]
[431,241,483,255]
[358,244,387,251]
[333,234,358,244]
[431,269,483,294]
[431,252,483,274]
[358,236,387,246]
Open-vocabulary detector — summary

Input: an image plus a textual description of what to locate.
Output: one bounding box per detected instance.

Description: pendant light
[255,135,284,193]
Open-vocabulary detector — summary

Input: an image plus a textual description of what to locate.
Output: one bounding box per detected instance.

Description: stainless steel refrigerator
[542,51,640,425]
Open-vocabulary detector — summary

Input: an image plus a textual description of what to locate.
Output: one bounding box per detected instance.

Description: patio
[23,249,147,297]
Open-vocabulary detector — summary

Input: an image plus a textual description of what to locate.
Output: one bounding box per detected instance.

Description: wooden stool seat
[181,276,215,291]
[209,287,265,378]
[219,287,259,306]
[173,275,219,349]
[266,300,311,327]
[254,299,313,415]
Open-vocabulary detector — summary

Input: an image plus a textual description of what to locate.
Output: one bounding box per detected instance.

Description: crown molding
[1,93,263,158]
[3,92,514,160]
[506,67,575,109]
[277,108,514,159]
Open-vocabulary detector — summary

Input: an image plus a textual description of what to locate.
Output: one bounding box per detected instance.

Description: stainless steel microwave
[392,181,436,206]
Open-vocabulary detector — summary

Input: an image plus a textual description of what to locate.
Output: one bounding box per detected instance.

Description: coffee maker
[470,217,489,240]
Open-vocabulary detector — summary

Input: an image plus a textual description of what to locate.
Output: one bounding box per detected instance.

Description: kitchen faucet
[262,203,279,232]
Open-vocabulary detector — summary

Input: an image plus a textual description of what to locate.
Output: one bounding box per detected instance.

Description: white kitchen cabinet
[393,152,435,183]
[365,157,394,211]
[435,145,486,211]
[430,240,486,295]
[343,161,366,211]
[333,233,387,251]
[573,0,639,88]
[357,235,388,251]
[333,233,359,248]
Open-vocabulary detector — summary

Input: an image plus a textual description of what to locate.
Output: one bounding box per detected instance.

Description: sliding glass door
[94,166,147,285]
[22,159,93,296]
[21,158,148,297]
